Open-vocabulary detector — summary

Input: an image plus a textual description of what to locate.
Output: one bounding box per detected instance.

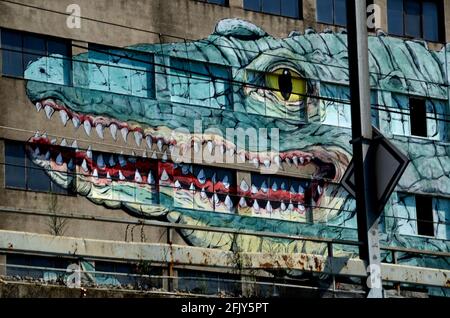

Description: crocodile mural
[22,19,449,275]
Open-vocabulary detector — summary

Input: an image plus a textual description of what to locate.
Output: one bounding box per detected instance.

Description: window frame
[4,140,76,196]
[387,0,445,43]
[243,0,303,20]
[0,28,72,82]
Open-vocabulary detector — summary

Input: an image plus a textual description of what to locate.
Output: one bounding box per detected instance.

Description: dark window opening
[1,28,71,81]
[195,0,229,5]
[409,98,427,137]
[387,0,445,42]
[243,0,302,19]
[416,195,434,236]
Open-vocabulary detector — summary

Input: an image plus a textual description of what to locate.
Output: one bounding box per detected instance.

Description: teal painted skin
[24,20,449,280]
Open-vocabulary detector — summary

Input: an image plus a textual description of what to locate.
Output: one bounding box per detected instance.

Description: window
[415,195,434,236]
[409,98,427,137]
[245,174,311,221]
[387,0,444,42]
[88,44,154,98]
[317,0,347,26]
[1,29,71,83]
[170,58,232,109]
[5,141,75,195]
[321,83,352,128]
[243,0,302,19]
[172,163,237,213]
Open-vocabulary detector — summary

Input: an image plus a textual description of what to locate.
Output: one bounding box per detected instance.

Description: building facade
[0,0,449,297]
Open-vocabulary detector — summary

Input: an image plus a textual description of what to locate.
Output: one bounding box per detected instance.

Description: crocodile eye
[265,68,306,103]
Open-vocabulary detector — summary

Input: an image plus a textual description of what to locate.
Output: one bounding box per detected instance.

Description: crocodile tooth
[160,169,169,181]
[45,151,51,160]
[134,131,142,147]
[147,171,155,185]
[108,155,116,167]
[266,201,273,213]
[298,185,305,194]
[44,105,54,119]
[239,197,247,208]
[120,127,128,143]
[33,146,40,157]
[240,180,249,192]
[189,183,195,191]
[288,201,294,211]
[274,156,281,166]
[71,140,78,149]
[200,188,207,199]
[131,151,136,157]
[261,181,268,193]
[134,169,142,183]
[157,139,164,151]
[272,182,278,192]
[67,159,74,170]
[151,151,157,159]
[95,124,104,139]
[42,133,48,139]
[50,139,57,145]
[86,146,92,159]
[142,150,147,158]
[298,204,306,212]
[212,193,220,205]
[60,139,67,147]
[162,151,168,162]
[225,195,234,210]
[72,117,80,129]
[34,131,40,138]
[182,165,190,175]
[290,185,297,194]
[118,155,127,167]
[118,170,125,181]
[252,200,260,212]
[222,175,230,189]
[211,173,217,184]
[146,135,153,149]
[292,156,299,166]
[252,158,259,168]
[81,159,89,172]
[285,157,292,166]
[59,110,69,126]
[280,182,287,191]
[92,169,98,179]
[35,102,42,112]
[56,153,64,166]
[263,159,271,168]
[299,157,305,165]
[106,172,111,180]
[197,169,206,184]
[281,202,287,211]
[207,141,214,154]
[251,184,258,194]
[193,141,200,153]
[109,124,118,140]
[97,154,105,168]
[83,120,91,136]
[174,180,181,189]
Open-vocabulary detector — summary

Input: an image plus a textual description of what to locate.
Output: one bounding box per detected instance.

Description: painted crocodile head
[23,19,450,256]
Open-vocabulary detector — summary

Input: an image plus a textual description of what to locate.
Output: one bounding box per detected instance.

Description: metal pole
[346,0,383,298]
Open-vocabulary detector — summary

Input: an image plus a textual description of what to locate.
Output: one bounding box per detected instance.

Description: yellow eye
[265,69,306,103]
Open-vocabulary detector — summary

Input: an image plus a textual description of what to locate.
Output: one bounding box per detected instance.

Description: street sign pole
[346,0,383,298]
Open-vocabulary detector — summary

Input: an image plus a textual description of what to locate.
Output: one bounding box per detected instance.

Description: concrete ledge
[0,230,449,288]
